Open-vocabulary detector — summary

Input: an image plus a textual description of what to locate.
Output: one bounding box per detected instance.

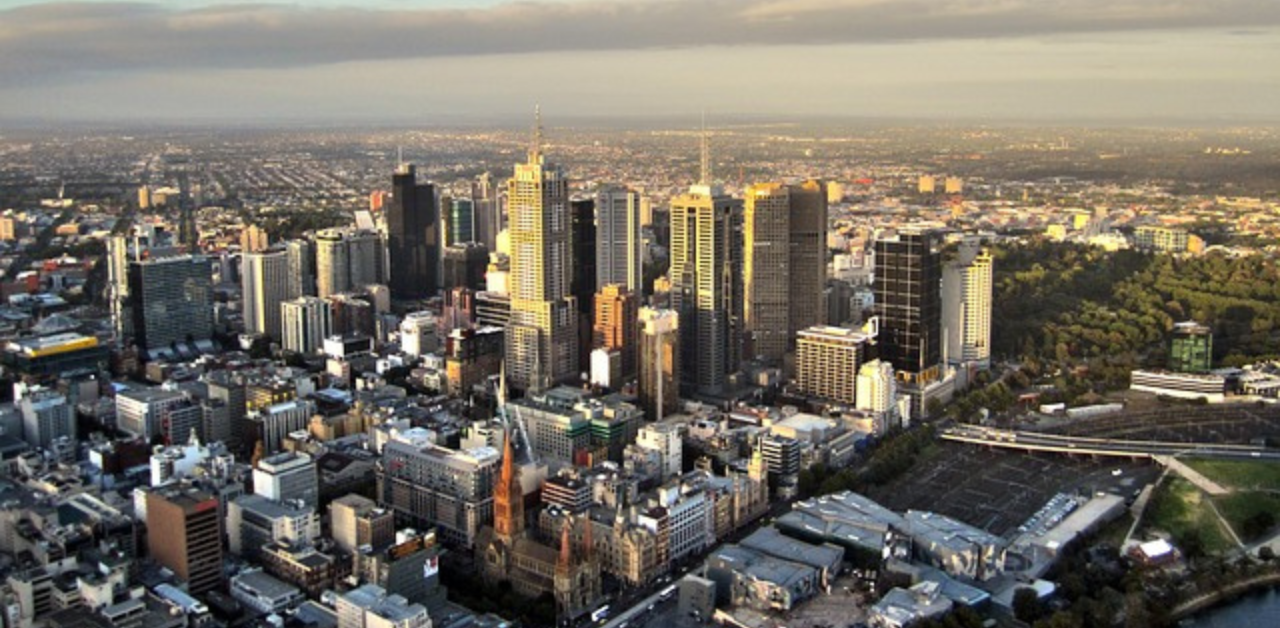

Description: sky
[1,0,1278,124]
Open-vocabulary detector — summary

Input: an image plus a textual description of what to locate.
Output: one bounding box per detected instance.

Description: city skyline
[1,0,1278,123]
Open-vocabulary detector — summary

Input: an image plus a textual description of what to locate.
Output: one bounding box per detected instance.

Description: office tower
[942,244,993,369]
[571,198,597,372]
[281,296,332,355]
[388,164,440,300]
[285,239,316,297]
[795,324,874,405]
[788,181,828,339]
[593,284,638,380]
[447,197,475,245]
[127,255,213,353]
[1169,321,1213,373]
[107,235,132,339]
[316,229,386,298]
[254,451,319,508]
[596,187,642,292]
[668,130,742,396]
[856,359,897,431]
[442,242,489,293]
[330,494,395,554]
[335,584,430,628]
[147,485,223,596]
[240,224,270,253]
[874,229,942,384]
[638,307,679,421]
[377,439,500,547]
[742,181,827,364]
[505,109,579,392]
[473,172,502,252]
[18,388,74,450]
[243,248,296,340]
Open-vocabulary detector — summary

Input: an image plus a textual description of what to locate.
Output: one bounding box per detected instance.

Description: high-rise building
[281,296,332,355]
[794,323,875,405]
[330,494,395,554]
[593,284,639,381]
[874,229,942,384]
[636,422,684,482]
[571,198,598,373]
[316,229,386,298]
[147,485,224,596]
[18,388,74,451]
[388,164,440,300]
[855,359,897,431]
[472,172,503,253]
[127,255,213,354]
[505,109,579,392]
[942,244,993,369]
[377,439,500,548]
[243,247,297,340]
[240,224,270,253]
[116,387,202,444]
[742,181,828,364]
[668,131,742,396]
[1169,321,1213,373]
[596,187,642,293]
[254,451,319,509]
[442,242,489,293]
[447,197,475,246]
[284,239,316,297]
[637,307,679,422]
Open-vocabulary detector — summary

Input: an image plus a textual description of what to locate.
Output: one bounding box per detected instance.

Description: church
[475,433,602,620]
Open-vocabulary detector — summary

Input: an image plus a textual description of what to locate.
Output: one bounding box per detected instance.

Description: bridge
[941,425,1280,461]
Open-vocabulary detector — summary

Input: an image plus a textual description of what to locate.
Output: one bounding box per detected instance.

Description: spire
[500,427,517,488]
[529,104,544,164]
[558,519,573,571]
[699,111,711,186]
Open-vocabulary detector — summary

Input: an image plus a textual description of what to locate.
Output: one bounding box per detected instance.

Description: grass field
[1212,492,1280,543]
[1183,458,1280,490]
[1142,477,1234,554]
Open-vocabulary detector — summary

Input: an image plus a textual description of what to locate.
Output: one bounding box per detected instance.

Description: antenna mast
[699,111,711,185]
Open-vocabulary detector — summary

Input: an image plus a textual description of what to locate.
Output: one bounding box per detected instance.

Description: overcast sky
[1,0,1277,124]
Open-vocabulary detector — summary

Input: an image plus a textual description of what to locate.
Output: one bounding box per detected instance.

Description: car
[1111,469,1123,476]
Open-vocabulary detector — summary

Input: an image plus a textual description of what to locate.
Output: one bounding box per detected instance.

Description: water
[1181,586,1280,627]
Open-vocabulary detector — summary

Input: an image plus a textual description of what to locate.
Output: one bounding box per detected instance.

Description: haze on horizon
[1,0,1278,125]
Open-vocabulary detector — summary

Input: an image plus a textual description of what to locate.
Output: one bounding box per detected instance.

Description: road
[942,425,1280,461]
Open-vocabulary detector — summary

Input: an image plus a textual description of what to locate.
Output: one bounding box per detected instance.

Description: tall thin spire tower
[699,112,711,186]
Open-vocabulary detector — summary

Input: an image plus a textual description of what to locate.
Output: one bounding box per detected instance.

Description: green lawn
[1183,458,1280,490]
[1142,477,1233,554]
[1212,492,1280,543]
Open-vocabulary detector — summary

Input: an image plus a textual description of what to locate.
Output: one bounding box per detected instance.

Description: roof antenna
[530,104,544,163]
[699,111,711,186]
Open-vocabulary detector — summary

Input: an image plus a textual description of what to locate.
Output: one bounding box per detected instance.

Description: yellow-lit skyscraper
[669,129,742,396]
[506,108,578,392]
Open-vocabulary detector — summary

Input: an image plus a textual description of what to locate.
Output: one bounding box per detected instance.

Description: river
[1180,586,1280,627]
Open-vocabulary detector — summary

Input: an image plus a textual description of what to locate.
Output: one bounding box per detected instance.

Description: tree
[1013,587,1045,623]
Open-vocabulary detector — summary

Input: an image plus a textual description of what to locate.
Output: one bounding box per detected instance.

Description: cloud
[1,0,1277,85]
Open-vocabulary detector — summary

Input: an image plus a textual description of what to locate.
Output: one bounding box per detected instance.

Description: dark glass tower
[874,229,942,384]
[388,164,439,300]
[571,198,598,373]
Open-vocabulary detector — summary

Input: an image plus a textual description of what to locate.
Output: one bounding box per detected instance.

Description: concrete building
[794,323,875,405]
[116,387,201,443]
[398,311,438,359]
[377,439,500,548]
[18,388,74,451]
[595,187,643,293]
[855,359,897,431]
[316,229,385,298]
[904,510,1006,581]
[245,400,316,456]
[505,110,578,392]
[706,544,819,611]
[335,584,430,628]
[227,494,321,559]
[243,247,297,341]
[637,422,684,481]
[281,296,332,354]
[254,451,319,508]
[330,493,395,554]
[941,244,992,369]
[638,307,680,422]
[230,569,305,616]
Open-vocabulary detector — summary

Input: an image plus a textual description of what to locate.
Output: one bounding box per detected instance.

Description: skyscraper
[668,129,742,396]
[284,239,316,297]
[505,108,579,392]
[442,242,489,293]
[243,247,296,340]
[472,172,503,253]
[794,324,875,406]
[571,198,598,374]
[281,296,332,354]
[638,307,680,422]
[127,254,214,354]
[874,229,942,384]
[593,284,639,380]
[316,229,386,298]
[447,197,475,246]
[596,187,642,293]
[387,164,440,300]
[941,244,993,369]
[743,181,828,364]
